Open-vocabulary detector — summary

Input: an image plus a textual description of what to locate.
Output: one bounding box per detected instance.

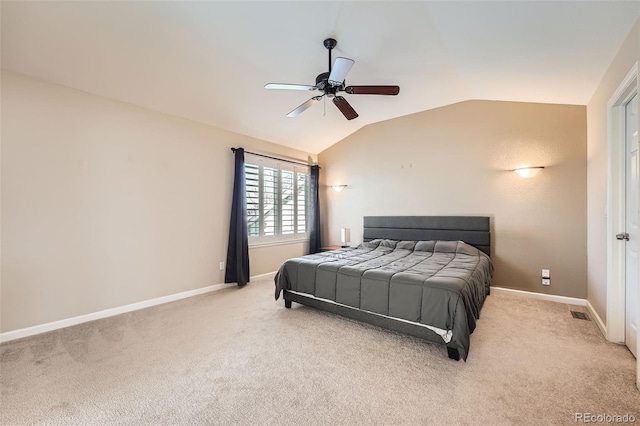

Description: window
[245,154,310,244]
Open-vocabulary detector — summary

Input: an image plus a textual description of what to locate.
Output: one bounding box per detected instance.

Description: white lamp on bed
[340,228,351,248]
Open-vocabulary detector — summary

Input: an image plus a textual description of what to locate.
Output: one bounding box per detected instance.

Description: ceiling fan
[265,38,400,120]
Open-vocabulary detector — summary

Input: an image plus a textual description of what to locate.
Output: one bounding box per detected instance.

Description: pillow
[379,239,398,248]
[359,239,382,249]
[395,240,416,250]
[433,240,458,253]
[456,241,480,256]
[414,241,436,252]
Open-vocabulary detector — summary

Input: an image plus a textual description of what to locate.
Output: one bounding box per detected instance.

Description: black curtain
[225,148,250,286]
[309,165,321,254]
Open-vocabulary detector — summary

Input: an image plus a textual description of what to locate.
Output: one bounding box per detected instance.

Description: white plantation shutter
[263,166,278,236]
[296,172,308,233]
[281,170,295,234]
[244,154,310,243]
[245,163,260,237]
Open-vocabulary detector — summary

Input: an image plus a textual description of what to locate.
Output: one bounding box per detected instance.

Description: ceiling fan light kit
[265,38,400,120]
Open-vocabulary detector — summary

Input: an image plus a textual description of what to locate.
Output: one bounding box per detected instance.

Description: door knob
[616,232,630,241]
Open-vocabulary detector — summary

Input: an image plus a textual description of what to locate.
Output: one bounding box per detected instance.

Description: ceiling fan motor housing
[315,71,342,95]
[315,72,329,88]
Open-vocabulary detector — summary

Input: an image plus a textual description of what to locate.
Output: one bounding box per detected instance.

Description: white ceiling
[2,1,639,154]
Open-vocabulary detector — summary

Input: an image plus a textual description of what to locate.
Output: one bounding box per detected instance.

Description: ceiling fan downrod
[324,38,337,73]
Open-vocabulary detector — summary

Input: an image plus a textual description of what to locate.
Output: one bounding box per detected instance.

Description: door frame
[606,62,639,389]
[607,62,638,343]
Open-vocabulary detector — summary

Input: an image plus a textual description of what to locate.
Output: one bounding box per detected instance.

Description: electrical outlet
[542,269,550,279]
[542,278,550,286]
[219,262,225,270]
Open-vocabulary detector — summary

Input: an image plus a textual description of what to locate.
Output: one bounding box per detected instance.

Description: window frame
[245,153,310,246]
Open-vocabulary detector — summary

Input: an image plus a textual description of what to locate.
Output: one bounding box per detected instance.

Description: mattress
[274,239,494,360]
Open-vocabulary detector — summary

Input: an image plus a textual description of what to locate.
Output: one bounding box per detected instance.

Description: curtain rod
[231,147,316,168]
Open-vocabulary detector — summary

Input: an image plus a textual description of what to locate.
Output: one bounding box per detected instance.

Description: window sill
[249,238,310,249]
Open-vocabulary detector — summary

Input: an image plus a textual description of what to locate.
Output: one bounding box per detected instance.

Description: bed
[274,216,493,361]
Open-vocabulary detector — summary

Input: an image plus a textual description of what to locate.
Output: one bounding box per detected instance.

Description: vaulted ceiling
[2,1,638,154]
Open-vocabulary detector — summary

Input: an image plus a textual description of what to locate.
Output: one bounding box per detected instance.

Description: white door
[625,93,639,358]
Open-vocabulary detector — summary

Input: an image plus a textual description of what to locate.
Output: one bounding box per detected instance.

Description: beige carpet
[1,275,639,425]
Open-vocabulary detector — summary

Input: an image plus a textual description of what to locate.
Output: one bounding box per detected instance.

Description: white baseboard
[490,286,587,306]
[251,271,277,280]
[586,300,607,338]
[0,272,276,344]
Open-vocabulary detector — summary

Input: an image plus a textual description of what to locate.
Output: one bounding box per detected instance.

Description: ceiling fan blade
[345,85,400,95]
[287,96,322,117]
[333,96,359,120]
[265,83,316,91]
[328,57,355,87]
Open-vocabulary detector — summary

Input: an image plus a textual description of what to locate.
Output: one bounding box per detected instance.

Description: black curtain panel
[225,148,250,286]
[309,165,321,254]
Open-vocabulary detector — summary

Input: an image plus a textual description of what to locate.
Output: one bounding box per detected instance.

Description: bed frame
[282,215,491,360]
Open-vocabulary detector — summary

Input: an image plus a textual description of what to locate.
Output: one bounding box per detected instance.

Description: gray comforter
[274,239,493,360]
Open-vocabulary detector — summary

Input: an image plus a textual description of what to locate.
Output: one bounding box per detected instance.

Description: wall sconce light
[513,167,544,178]
[331,184,347,192]
[340,228,351,247]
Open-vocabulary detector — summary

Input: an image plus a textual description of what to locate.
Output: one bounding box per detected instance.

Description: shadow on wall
[491,257,531,292]
[491,226,552,291]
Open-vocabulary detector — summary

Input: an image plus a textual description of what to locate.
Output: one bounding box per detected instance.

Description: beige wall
[586,19,639,324]
[318,100,587,298]
[1,70,314,332]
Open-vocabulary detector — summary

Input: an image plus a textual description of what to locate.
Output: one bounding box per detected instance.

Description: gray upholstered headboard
[363,216,491,256]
